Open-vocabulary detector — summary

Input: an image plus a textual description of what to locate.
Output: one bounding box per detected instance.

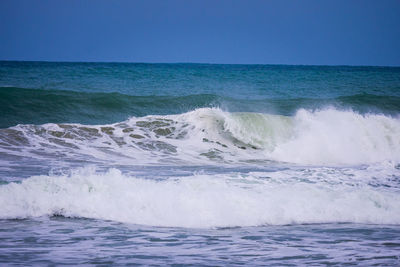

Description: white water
[1,107,399,167]
[1,107,400,228]
[1,165,400,228]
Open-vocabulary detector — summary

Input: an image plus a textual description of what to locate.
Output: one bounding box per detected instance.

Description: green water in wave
[1,61,400,127]
[1,87,399,128]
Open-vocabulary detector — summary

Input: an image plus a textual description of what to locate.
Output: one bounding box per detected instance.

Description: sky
[0,0,400,66]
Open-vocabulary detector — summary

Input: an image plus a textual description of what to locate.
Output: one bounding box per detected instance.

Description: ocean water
[1,61,400,265]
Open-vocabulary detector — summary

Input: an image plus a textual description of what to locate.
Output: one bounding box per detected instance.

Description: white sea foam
[269,109,400,164]
[169,107,400,165]
[1,166,400,228]
[1,108,399,166]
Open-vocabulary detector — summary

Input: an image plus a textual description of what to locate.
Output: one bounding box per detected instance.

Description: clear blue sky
[1,0,400,66]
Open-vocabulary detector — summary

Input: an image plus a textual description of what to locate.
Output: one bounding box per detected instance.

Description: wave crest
[1,107,399,166]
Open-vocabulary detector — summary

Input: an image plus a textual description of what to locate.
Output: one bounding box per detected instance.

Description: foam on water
[2,63,400,265]
[269,109,400,164]
[1,165,400,228]
[1,108,399,168]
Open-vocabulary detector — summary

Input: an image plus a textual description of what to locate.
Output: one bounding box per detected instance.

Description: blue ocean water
[1,61,400,265]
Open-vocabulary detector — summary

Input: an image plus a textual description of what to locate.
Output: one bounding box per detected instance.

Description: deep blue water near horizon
[1,61,400,265]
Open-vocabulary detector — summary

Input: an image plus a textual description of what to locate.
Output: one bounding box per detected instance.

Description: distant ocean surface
[1,61,400,265]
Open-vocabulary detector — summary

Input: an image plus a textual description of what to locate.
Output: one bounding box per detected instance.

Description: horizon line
[1,59,399,68]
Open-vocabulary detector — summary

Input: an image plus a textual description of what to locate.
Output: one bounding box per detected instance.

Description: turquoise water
[1,61,400,265]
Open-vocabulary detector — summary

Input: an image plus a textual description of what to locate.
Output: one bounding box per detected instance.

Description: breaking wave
[1,107,399,166]
[1,166,399,228]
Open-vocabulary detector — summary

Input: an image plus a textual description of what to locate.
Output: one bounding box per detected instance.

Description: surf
[1,166,400,228]
[1,107,399,167]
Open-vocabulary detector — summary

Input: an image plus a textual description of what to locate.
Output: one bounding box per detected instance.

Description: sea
[0,61,400,265]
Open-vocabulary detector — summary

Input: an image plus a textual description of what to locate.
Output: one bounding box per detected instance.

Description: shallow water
[1,218,400,266]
